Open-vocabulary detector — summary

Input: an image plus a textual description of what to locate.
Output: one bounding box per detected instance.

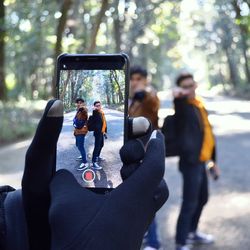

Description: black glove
[21,99,63,250]
[133,90,146,102]
[49,129,168,250]
[2,100,168,250]
[1,100,63,250]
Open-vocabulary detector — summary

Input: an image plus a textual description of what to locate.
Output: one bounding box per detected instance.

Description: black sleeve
[4,190,29,250]
[0,186,15,250]
[211,144,216,163]
[174,97,189,135]
[92,110,102,132]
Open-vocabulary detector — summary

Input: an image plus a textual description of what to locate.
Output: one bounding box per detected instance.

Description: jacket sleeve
[174,97,188,130]
[92,110,102,132]
[211,143,216,163]
[83,107,88,121]
[144,91,160,114]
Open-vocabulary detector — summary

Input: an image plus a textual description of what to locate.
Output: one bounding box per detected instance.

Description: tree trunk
[52,0,74,97]
[225,47,239,87]
[59,70,71,100]
[111,70,123,103]
[0,0,6,100]
[113,0,121,52]
[232,0,250,83]
[241,34,250,84]
[87,0,109,53]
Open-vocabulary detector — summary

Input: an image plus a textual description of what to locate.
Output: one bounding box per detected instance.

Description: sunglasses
[182,83,195,89]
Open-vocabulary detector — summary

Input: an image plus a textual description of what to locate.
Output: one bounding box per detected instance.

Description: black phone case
[55,53,130,194]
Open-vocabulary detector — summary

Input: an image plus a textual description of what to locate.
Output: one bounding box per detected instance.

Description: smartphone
[56,53,129,193]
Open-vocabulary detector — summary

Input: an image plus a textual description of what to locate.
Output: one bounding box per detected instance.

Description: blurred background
[0,0,249,249]
[0,0,249,143]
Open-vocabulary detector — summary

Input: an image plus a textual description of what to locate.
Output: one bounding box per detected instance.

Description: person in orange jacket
[129,66,160,129]
[129,66,161,250]
[73,98,89,171]
[173,73,220,250]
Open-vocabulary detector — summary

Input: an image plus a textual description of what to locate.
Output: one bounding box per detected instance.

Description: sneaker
[77,163,89,171]
[144,246,158,250]
[187,231,214,245]
[176,245,190,250]
[92,162,102,170]
[97,156,105,162]
[76,156,82,161]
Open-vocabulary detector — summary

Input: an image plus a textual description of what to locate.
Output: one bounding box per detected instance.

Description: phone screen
[56,55,128,190]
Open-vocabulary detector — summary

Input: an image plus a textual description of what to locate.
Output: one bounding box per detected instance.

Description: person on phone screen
[173,73,220,250]
[73,98,89,171]
[129,66,161,250]
[91,101,107,170]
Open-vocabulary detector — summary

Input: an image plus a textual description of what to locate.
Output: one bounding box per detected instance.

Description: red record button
[82,169,95,183]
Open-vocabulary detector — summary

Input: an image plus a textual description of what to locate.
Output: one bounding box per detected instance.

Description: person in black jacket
[91,101,107,170]
[173,73,220,250]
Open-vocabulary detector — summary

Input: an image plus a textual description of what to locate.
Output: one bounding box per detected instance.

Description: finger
[21,100,64,250]
[120,162,141,181]
[153,180,169,211]
[141,130,166,182]
[131,130,165,185]
[120,139,145,165]
[127,116,152,139]
[116,130,166,199]
[120,138,145,180]
[22,99,63,189]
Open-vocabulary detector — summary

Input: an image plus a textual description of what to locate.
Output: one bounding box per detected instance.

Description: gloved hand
[22,99,64,250]
[133,90,146,102]
[2,100,168,250]
[49,115,169,250]
[103,133,108,139]
[2,99,63,250]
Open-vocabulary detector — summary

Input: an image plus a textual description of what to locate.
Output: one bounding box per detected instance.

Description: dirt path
[1,93,250,250]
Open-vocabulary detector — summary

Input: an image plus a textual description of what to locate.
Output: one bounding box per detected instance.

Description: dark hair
[176,73,194,86]
[130,65,148,78]
[93,101,101,106]
[75,98,85,103]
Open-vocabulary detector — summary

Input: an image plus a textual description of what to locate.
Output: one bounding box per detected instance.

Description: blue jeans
[75,135,87,163]
[145,219,160,249]
[176,162,208,245]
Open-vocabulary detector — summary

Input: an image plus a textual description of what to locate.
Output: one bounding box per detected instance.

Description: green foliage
[1,0,249,99]
[190,0,249,87]
[1,0,182,102]
[0,100,44,145]
[0,0,249,143]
